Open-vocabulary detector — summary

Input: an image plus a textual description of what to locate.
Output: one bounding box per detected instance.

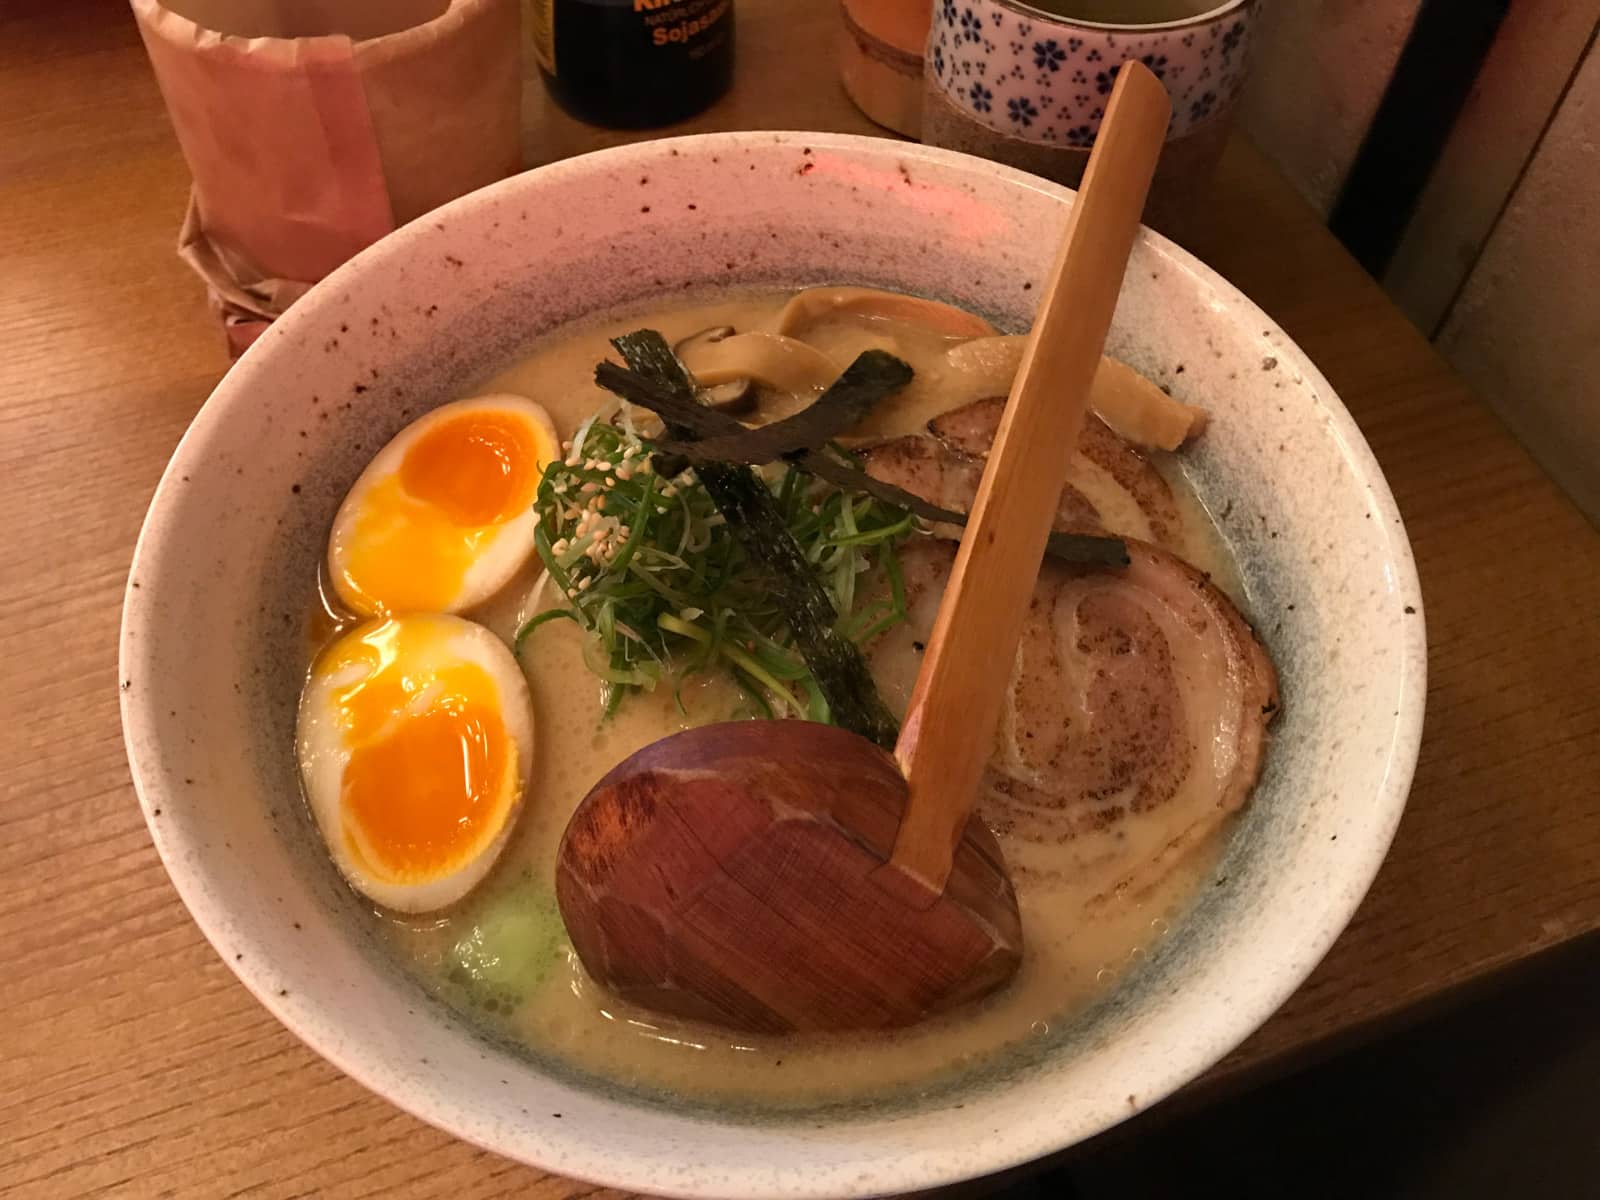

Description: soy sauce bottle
[530,0,736,129]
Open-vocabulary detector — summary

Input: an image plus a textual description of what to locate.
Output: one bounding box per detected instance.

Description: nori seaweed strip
[595,358,740,439]
[653,349,913,463]
[605,331,901,749]
[597,359,1129,568]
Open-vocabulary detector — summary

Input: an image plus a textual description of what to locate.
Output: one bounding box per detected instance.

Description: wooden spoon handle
[883,62,1172,896]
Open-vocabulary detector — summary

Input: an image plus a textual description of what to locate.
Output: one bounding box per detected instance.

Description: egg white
[296,614,536,912]
[326,394,558,617]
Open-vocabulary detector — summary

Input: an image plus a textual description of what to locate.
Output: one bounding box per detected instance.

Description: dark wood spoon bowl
[556,720,1021,1031]
[555,63,1173,1034]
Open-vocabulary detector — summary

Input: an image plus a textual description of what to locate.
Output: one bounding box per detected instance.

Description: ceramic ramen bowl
[121,131,1425,1199]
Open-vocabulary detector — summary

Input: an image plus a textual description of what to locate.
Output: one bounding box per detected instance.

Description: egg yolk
[399,410,543,526]
[335,408,552,616]
[324,621,518,884]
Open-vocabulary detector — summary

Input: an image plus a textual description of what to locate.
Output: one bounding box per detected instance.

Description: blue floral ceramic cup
[922,0,1256,238]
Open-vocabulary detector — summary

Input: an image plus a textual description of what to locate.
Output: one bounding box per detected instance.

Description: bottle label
[528,0,556,72]
[635,0,731,56]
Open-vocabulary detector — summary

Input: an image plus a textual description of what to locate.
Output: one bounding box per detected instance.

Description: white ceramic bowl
[120,132,1425,1198]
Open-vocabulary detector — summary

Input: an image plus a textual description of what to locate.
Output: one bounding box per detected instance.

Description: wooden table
[4,2,1597,1197]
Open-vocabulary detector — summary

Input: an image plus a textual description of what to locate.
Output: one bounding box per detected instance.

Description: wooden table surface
[4,2,1598,1197]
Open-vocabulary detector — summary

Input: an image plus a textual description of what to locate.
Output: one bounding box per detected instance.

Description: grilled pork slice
[860,396,1184,550]
[871,538,1279,904]
[864,400,1190,553]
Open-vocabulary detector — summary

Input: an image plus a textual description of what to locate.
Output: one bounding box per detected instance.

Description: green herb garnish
[522,380,912,736]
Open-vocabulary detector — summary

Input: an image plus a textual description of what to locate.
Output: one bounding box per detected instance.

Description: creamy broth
[320,290,1241,1106]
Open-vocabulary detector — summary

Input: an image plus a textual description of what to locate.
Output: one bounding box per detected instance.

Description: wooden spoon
[555,63,1173,1034]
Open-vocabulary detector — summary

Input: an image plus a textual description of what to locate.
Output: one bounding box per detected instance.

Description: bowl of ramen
[120,131,1425,1198]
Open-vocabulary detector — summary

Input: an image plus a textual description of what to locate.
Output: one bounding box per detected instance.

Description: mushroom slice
[942,335,1029,399]
[676,331,840,398]
[673,326,756,412]
[1092,357,1208,452]
[892,335,1207,451]
[840,335,1035,442]
[771,286,999,340]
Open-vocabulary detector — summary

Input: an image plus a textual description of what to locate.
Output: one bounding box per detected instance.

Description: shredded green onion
[518,411,914,723]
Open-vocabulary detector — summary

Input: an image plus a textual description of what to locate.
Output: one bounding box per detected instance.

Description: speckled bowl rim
[121,130,1425,1198]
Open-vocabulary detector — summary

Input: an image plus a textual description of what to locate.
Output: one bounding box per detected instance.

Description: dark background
[995,937,1600,1198]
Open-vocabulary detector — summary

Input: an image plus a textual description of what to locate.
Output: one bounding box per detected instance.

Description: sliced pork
[870,538,1278,906]
[860,396,1185,550]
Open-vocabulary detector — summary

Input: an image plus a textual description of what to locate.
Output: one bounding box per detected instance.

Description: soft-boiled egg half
[327,395,560,617]
[297,614,536,912]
